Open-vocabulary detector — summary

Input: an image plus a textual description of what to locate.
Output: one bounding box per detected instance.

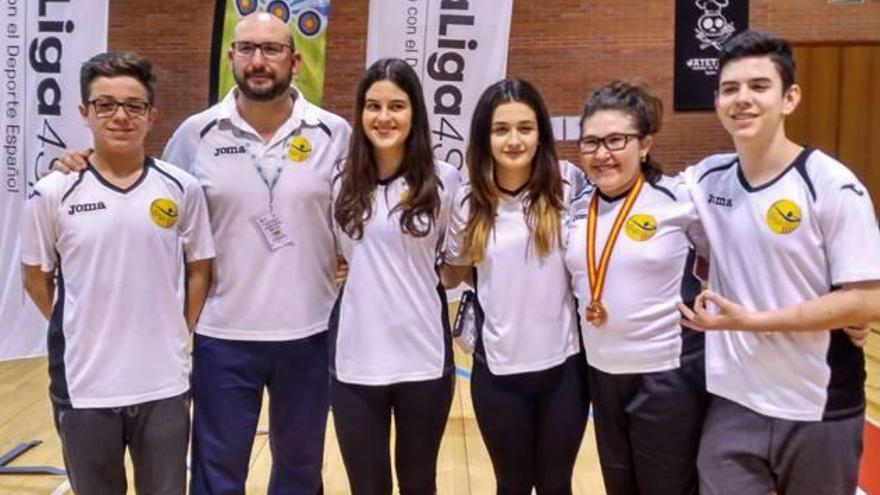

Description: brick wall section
[110,0,880,172]
[107,1,217,156]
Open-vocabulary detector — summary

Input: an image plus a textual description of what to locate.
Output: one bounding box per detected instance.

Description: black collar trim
[377,168,405,186]
[736,147,813,193]
[498,183,527,197]
[86,156,151,194]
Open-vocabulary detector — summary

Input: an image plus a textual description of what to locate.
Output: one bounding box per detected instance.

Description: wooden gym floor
[1,330,878,494]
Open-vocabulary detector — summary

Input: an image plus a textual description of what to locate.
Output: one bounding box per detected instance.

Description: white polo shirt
[163,88,352,341]
[20,158,215,408]
[565,173,704,374]
[445,161,584,375]
[331,161,461,385]
[686,148,880,421]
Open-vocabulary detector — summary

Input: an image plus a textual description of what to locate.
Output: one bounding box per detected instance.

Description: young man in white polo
[681,30,880,495]
[21,51,215,494]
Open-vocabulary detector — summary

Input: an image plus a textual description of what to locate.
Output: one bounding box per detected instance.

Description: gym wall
[109,1,880,179]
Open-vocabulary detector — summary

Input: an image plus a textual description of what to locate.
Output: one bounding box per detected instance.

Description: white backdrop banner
[1,0,107,361]
[366,0,513,170]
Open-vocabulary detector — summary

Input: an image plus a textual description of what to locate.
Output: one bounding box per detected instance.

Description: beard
[233,67,292,102]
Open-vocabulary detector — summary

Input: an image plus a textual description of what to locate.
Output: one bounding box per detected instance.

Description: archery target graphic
[232,0,329,37]
[297,10,322,37]
[235,0,258,16]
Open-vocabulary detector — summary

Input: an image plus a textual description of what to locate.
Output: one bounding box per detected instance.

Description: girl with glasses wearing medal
[330,58,461,495]
[563,80,709,495]
[442,78,590,494]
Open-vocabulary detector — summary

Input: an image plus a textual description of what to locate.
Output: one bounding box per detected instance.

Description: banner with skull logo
[674,0,748,111]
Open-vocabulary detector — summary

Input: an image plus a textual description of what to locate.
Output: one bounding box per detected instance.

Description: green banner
[212,0,331,105]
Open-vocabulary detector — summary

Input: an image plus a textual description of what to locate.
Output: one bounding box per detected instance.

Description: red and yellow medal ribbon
[586,174,645,305]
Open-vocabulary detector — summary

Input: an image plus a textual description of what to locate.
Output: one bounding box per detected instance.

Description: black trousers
[471,354,590,495]
[330,373,455,495]
[588,354,709,495]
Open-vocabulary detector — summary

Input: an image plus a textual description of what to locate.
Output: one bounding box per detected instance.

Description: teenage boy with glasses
[21,51,215,495]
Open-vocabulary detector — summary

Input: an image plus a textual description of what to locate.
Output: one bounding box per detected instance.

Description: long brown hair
[334,58,440,239]
[463,78,564,264]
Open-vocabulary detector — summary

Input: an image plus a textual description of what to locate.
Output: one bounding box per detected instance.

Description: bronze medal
[586,300,608,327]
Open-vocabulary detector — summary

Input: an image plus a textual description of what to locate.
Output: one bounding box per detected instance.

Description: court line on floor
[50,479,70,495]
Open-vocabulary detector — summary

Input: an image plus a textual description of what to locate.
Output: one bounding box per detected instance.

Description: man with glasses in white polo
[163,12,351,494]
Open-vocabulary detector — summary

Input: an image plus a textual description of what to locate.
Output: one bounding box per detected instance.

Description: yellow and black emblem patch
[766,199,801,235]
[288,135,312,162]
[150,198,178,228]
[624,213,657,241]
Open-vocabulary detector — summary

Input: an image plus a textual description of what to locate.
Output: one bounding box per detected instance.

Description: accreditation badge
[254,212,294,251]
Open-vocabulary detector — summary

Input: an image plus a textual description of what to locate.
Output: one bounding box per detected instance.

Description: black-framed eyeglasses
[88,98,151,118]
[578,133,641,154]
[231,41,291,59]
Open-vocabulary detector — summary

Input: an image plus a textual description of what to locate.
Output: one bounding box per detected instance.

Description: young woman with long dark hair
[330,58,461,495]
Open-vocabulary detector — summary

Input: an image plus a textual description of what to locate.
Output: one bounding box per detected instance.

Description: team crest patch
[624,214,657,241]
[766,199,801,235]
[288,135,312,162]
[150,198,179,228]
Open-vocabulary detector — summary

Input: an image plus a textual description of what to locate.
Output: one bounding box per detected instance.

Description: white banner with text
[366,0,512,170]
[1,0,107,361]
